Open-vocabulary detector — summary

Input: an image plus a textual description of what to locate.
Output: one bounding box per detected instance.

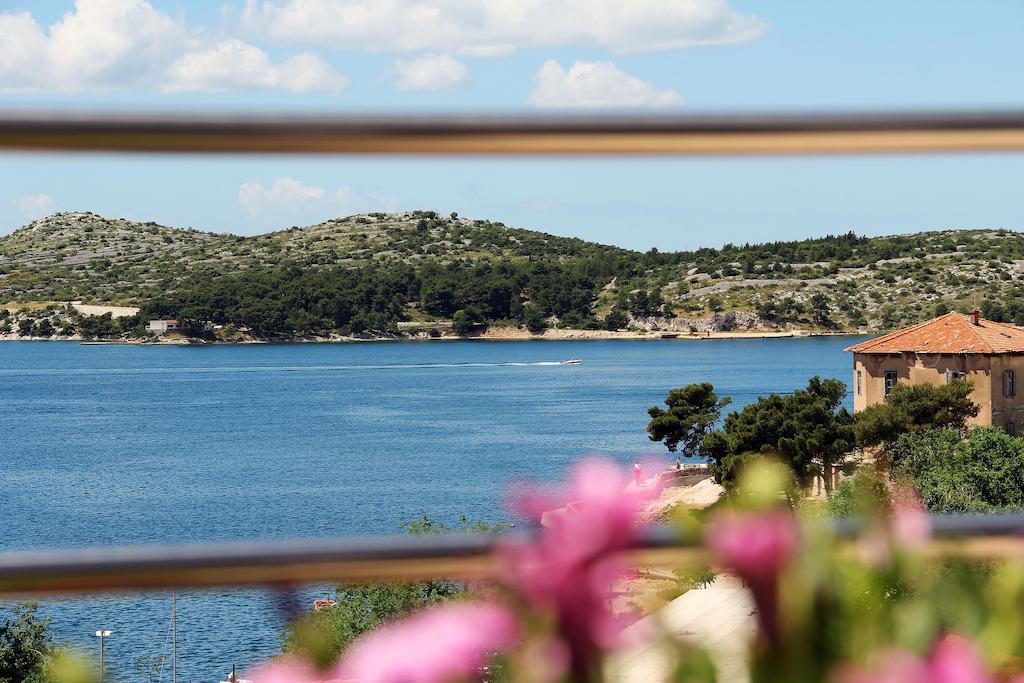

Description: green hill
[1,210,1022,338]
[0,210,627,302]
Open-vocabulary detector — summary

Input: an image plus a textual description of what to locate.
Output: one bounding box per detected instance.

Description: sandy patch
[642,477,724,521]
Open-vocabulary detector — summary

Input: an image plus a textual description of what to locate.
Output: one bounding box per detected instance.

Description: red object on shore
[313,599,336,612]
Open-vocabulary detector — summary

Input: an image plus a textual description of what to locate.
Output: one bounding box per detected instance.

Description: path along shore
[608,473,755,683]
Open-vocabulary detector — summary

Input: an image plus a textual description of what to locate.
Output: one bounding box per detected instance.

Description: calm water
[0,337,865,680]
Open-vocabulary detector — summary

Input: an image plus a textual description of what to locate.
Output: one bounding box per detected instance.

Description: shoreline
[0,328,869,345]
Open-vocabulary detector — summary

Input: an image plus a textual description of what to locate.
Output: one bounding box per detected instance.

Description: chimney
[970,310,981,326]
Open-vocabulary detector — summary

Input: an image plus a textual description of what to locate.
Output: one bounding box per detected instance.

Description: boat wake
[1,360,583,375]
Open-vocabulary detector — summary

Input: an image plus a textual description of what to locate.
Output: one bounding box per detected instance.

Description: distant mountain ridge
[2,210,1024,333]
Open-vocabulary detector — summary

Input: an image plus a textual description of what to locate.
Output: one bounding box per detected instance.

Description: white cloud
[392,54,467,91]
[0,13,51,91]
[241,0,767,55]
[0,0,347,95]
[14,194,53,219]
[165,40,348,95]
[0,0,184,93]
[239,177,398,225]
[239,177,325,217]
[528,60,683,109]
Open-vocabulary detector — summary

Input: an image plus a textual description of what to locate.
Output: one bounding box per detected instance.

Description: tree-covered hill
[2,210,1024,337]
[0,210,631,302]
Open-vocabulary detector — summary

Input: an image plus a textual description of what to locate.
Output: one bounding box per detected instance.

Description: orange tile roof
[845,312,1024,354]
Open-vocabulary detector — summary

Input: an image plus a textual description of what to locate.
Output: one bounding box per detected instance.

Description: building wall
[852,352,995,426]
[987,355,1024,431]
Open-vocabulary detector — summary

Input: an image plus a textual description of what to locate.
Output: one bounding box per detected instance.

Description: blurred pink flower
[502,457,649,675]
[248,657,334,683]
[891,484,931,549]
[832,634,994,683]
[856,483,930,567]
[509,456,649,556]
[334,602,518,683]
[927,634,992,683]
[707,510,798,645]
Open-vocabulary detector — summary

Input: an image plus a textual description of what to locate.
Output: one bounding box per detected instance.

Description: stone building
[846,311,1024,434]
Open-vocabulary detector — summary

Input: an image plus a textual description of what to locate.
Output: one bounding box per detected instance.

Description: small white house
[146,319,179,335]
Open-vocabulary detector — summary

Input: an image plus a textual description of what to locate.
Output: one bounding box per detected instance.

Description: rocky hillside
[0,210,625,304]
[2,210,1024,333]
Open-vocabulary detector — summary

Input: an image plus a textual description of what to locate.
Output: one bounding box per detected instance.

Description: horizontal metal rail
[3,514,1024,597]
[0,528,690,597]
[2,110,1024,156]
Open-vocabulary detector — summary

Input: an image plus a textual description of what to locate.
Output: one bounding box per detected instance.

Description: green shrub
[893,427,1024,512]
[825,466,891,518]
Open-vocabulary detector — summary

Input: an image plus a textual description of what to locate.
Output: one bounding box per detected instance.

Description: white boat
[561,358,583,365]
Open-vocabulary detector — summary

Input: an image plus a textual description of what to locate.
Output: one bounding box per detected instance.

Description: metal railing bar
[0,532,509,596]
[0,526,683,596]
[2,515,1024,597]
[2,110,1024,155]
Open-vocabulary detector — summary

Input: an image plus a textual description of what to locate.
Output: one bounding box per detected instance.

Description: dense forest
[137,255,635,336]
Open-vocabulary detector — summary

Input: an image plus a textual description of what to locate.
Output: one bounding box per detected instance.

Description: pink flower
[856,484,930,566]
[509,456,647,563]
[248,657,335,683]
[927,635,992,683]
[706,510,797,645]
[334,602,518,683]
[891,484,931,549]
[501,457,649,675]
[708,510,796,583]
[832,634,994,683]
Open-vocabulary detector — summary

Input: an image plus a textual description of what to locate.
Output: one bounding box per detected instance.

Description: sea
[0,336,867,681]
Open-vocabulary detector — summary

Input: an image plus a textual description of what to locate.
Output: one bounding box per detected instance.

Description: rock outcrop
[629,311,777,332]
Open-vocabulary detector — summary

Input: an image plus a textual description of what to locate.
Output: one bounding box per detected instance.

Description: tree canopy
[137,251,634,337]
[703,377,855,492]
[0,603,59,683]
[853,379,979,449]
[646,383,730,456]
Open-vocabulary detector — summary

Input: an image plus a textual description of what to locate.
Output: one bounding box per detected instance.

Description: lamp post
[95,630,112,683]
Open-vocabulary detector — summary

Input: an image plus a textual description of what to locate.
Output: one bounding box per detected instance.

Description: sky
[1,0,1023,251]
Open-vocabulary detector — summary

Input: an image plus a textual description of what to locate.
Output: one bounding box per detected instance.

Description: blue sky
[1,1,1023,250]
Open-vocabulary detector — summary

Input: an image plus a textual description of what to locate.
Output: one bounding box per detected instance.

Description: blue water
[0,337,865,680]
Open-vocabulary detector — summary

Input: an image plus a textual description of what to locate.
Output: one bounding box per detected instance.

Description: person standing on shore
[633,459,643,487]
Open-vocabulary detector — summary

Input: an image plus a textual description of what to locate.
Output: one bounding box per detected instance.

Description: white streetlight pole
[95,630,112,683]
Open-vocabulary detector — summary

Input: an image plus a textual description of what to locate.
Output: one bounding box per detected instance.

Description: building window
[884,371,898,395]
[947,370,966,384]
[856,370,862,396]
[1007,421,1017,437]
[1005,369,1016,398]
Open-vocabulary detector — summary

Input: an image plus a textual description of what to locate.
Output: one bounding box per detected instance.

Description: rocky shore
[0,326,839,344]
